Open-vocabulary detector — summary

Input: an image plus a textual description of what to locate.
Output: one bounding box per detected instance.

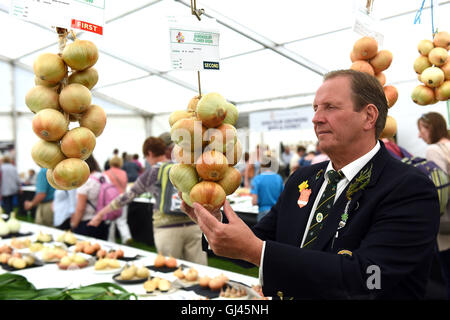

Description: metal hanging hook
[190,0,204,21]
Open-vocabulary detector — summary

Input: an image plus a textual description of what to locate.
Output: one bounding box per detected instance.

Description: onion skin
[189,181,226,211]
[204,123,237,154]
[171,118,206,151]
[31,140,66,169]
[169,110,195,127]
[32,109,68,142]
[59,83,92,114]
[62,39,99,71]
[46,169,72,190]
[169,163,198,193]
[33,53,67,84]
[196,92,227,128]
[52,158,90,189]
[25,86,60,114]
[68,67,99,90]
[195,150,228,181]
[223,102,239,126]
[60,127,96,160]
[79,104,107,137]
[226,139,243,167]
[187,95,200,113]
[182,192,194,207]
[172,144,199,165]
[217,167,242,195]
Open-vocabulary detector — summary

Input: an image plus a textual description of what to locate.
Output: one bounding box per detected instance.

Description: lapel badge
[298,181,311,208]
[337,249,353,257]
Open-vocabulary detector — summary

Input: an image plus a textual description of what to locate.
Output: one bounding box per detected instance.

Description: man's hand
[193,200,263,266]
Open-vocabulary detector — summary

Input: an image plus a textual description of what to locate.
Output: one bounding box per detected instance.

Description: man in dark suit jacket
[182,70,441,299]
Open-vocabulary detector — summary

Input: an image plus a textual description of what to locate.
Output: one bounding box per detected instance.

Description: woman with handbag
[71,155,109,240]
[104,156,132,244]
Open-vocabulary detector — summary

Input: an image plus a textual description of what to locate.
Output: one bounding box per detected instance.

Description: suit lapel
[293,165,327,246]
[309,141,390,251]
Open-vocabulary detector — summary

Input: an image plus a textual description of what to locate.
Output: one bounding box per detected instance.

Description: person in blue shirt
[250,155,284,222]
[24,167,55,226]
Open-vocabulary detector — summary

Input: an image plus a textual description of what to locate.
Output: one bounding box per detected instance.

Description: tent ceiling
[0,0,449,116]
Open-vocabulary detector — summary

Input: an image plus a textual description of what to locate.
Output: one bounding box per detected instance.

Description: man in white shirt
[181,70,441,299]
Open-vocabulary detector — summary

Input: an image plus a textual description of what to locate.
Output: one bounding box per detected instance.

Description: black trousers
[72,220,108,241]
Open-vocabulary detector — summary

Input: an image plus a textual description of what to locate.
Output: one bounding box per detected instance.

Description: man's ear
[364,104,379,131]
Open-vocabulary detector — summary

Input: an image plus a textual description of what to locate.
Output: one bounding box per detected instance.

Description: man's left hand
[193,200,263,266]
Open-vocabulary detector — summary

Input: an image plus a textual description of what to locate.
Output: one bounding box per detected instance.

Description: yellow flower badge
[297,180,311,208]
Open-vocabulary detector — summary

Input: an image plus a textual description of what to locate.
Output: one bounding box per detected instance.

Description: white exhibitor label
[352,2,384,46]
[9,0,105,35]
[169,16,220,71]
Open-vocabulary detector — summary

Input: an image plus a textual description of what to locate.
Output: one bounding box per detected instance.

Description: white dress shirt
[258,141,380,285]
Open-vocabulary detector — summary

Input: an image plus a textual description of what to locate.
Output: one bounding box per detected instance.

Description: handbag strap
[107,170,126,191]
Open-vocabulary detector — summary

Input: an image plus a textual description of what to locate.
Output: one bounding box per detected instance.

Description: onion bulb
[223,102,239,126]
[68,67,99,90]
[6,212,20,233]
[217,167,242,195]
[62,39,99,71]
[171,118,206,152]
[33,53,67,84]
[32,109,68,142]
[169,164,198,193]
[31,139,66,169]
[189,181,226,211]
[195,150,228,181]
[25,86,60,114]
[196,92,227,128]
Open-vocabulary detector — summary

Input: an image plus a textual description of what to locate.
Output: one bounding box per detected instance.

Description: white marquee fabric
[0,0,449,174]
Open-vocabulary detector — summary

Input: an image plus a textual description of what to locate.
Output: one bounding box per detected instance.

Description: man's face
[312,76,367,155]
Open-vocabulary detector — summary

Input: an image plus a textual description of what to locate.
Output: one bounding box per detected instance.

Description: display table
[0,221,261,300]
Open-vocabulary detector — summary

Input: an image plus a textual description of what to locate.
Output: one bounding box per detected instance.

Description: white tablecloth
[0,221,260,300]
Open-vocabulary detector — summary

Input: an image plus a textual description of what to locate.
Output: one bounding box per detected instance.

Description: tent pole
[9,61,17,164]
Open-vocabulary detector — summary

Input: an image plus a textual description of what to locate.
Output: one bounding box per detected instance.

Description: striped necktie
[302,170,344,248]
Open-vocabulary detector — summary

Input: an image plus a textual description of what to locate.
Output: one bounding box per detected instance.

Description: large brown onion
[223,102,239,126]
[68,67,99,90]
[204,123,237,153]
[25,86,60,113]
[196,92,227,128]
[46,169,71,190]
[32,109,68,142]
[33,53,67,84]
[189,181,226,211]
[187,95,200,113]
[195,150,228,181]
[52,158,90,189]
[31,140,66,169]
[225,139,243,167]
[169,110,195,127]
[217,167,242,195]
[171,118,206,151]
[79,104,107,137]
[62,39,99,71]
[59,83,92,114]
[60,127,96,160]
[169,164,198,193]
[172,144,199,165]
